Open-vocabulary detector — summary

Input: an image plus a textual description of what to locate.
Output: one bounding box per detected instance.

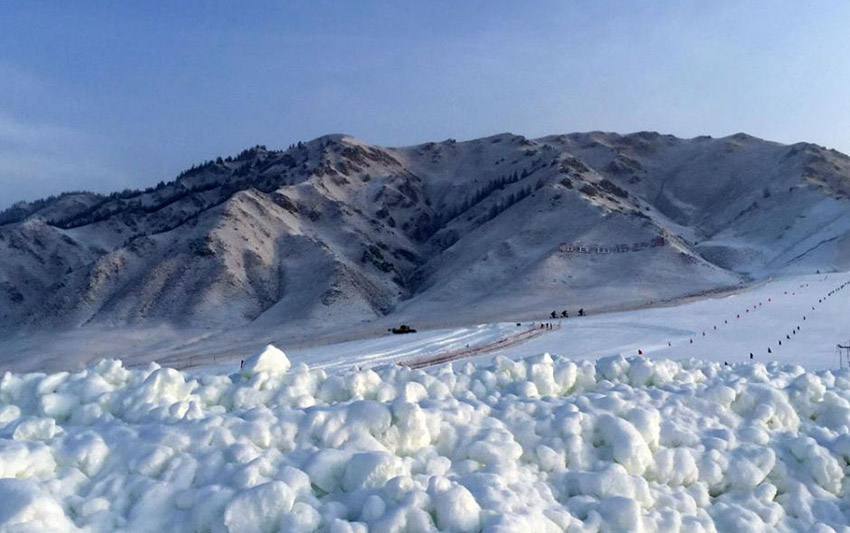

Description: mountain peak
[1,130,849,340]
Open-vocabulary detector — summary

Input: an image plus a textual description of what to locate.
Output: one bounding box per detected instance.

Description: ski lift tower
[838,342,850,369]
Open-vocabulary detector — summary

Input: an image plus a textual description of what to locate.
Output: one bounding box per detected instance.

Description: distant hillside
[2,131,850,337]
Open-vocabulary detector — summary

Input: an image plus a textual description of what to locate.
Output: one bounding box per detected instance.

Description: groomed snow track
[403,326,550,369]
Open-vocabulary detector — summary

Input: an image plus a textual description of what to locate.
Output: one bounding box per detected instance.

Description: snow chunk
[38,393,79,421]
[789,437,843,494]
[597,355,630,382]
[598,496,641,532]
[11,417,59,441]
[241,344,291,378]
[0,479,77,532]
[342,452,405,492]
[429,477,481,533]
[564,465,653,505]
[223,481,295,533]
[651,447,698,486]
[725,445,776,492]
[58,431,109,477]
[732,384,799,431]
[304,449,353,494]
[595,414,653,475]
[0,441,56,478]
[280,502,321,533]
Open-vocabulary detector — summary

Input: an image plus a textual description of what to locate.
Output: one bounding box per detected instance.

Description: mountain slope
[2,131,849,342]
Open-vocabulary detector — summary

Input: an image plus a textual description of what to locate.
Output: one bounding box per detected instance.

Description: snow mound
[2,351,850,531]
[241,344,291,377]
[0,479,78,532]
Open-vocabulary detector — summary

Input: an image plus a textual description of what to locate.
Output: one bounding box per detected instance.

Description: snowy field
[270,272,850,373]
[1,273,849,532]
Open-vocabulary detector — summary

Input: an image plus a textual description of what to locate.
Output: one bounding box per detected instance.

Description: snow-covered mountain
[2,131,850,337]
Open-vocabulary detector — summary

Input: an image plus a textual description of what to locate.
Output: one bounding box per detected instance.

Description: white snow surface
[1,272,849,531]
[254,272,849,374]
[5,344,850,530]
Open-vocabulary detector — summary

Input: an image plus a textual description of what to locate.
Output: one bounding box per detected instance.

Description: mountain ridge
[2,130,850,344]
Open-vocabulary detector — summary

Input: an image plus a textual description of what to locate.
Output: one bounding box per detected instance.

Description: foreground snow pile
[3,347,850,532]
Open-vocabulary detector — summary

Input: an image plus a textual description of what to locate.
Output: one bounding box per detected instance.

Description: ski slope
[476,272,850,371]
[247,272,849,374]
[190,323,527,375]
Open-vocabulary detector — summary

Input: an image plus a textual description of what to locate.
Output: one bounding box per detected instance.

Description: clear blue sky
[2,1,849,207]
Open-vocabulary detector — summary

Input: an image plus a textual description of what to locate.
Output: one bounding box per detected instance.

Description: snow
[0,272,848,531]
[3,321,850,531]
[240,344,291,377]
[430,478,482,532]
[273,271,849,373]
[0,479,79,532]
[223,481,295,533]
